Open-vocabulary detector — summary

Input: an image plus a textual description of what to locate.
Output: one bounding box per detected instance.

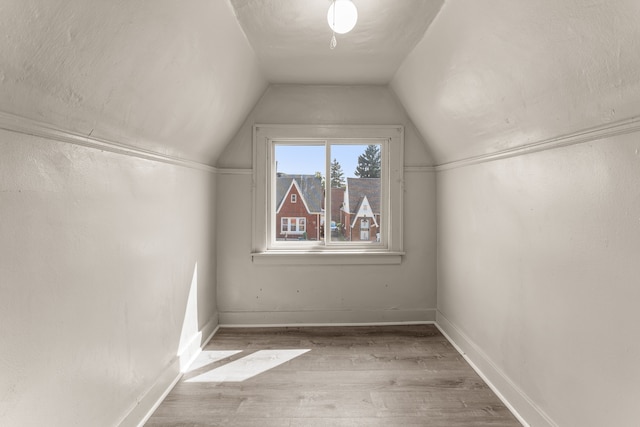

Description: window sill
[251,250,405,265]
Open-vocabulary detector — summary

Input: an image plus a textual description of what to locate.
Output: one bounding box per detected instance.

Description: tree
[330,158,345,188]
[354,145,381,178]
[314,171,326,188]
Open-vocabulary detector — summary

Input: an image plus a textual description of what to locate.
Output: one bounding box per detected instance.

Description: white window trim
[252,124,404,265]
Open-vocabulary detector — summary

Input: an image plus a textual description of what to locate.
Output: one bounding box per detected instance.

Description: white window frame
[291,194,297,203]
[252,124,404,265]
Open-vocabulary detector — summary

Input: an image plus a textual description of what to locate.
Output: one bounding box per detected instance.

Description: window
[253,125,404,264]
[281,217,305,235]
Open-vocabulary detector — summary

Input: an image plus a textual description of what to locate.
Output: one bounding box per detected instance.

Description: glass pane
[329,144,382,243]
[274,144,325,242]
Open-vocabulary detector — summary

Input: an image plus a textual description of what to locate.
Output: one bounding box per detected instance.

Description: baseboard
[218,308,436,326]
[177,315,220,373]
[435,311,558,427]
[220,320,435,328]
[117,313,219,427]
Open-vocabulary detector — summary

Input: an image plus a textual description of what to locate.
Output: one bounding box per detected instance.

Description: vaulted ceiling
[392,0,640,165]
[229,0,443,84]
[2,0,639,166]
[0,0,267,164]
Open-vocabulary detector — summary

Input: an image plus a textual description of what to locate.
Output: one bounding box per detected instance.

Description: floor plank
[146,325,521,426]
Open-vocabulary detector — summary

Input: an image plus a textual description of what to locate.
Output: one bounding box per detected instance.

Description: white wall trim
[219,308,436,326]
[0,110,217,174]
[435,115,640,171]
[177,316,221,374]
[404,165,436,173]
[216,167,253,175]
[216,166,434,175]
[435,310,558,427]
[117,314,219,427]
[219,320,436,328]
[251,250,405,265]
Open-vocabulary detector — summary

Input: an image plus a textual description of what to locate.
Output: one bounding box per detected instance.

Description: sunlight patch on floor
[185,350,243,373]
[185,349,310,382]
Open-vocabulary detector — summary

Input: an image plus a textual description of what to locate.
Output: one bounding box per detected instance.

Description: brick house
[330,187,345,229]
[342,178,381,242]
[275,174,324,240]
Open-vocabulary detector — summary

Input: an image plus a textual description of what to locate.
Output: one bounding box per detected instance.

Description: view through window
[252,124,404,262]
[273,141,383,246]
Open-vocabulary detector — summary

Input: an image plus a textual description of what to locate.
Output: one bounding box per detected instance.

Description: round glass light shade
[327,0,358,34]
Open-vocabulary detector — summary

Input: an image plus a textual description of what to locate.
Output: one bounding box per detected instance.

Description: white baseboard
[435,311,558,427]
[220,320,436,328]
[176,315,219,373]
[116,355,182,427]
[117,314,219,427]
[218,308,436,326]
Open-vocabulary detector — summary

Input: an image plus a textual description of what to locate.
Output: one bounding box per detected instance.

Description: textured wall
[0,130,218,426]
[0,0,267,165]
[437,133,640,426]
[392,0,640,165]
[216,85,437,324]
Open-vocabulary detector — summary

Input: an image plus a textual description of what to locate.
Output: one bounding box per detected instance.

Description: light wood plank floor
[146,325,521,426]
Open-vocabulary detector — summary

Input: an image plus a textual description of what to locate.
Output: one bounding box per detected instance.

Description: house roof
[346,178,381,215]
[276,174,324,213]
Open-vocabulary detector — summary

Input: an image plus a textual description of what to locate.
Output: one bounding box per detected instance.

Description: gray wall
[436,132,640,427]
[0,129,218,426]
[216,85,437,325]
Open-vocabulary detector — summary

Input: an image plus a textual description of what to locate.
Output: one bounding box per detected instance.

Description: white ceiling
[229,0,443,84]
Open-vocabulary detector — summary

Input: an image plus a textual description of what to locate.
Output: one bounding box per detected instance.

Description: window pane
[274,144,325,242]
[329,144,382,243]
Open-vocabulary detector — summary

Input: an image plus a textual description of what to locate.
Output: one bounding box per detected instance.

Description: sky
[275,144,373,178]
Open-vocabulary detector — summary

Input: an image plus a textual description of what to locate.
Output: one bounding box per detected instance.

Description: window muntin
[253,125,404,261]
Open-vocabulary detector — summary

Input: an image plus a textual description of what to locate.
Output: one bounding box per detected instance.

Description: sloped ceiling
[3,0,639,166]
[0,0,267,164]
[229,0,443,84]
[392,0,640,165]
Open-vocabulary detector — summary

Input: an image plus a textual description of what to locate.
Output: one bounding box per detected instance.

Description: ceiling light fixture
[328,0,358,49]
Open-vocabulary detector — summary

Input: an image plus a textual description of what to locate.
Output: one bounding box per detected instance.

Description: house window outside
[253,125,404,263]
[281,217,305,234]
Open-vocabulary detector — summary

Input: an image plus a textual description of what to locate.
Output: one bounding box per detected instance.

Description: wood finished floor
[146,325,521,426]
